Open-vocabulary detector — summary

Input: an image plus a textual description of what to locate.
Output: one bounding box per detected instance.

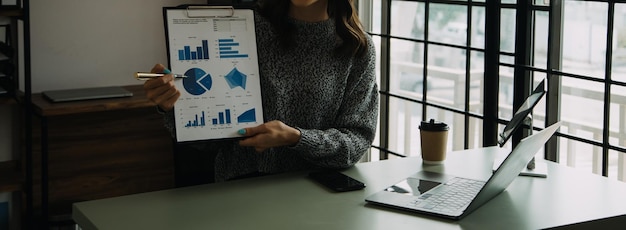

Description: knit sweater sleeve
[290,37,379,169]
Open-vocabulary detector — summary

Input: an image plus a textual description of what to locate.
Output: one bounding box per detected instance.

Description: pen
[135,72,188,80]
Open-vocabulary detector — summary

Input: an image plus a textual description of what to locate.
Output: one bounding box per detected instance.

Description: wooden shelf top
[0,160,22,193]
[0,7,22,17]
[0,95,16,105]
[31,84,157,117]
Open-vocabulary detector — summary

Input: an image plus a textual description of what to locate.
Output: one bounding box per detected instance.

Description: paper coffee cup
[419,119,449,164]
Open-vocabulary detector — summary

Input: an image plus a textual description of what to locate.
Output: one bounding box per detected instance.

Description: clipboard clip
[186,5,235,18]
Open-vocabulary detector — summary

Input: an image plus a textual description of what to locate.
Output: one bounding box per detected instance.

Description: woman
[144,0,378,182]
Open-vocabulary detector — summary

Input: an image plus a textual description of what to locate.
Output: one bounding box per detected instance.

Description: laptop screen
[498,78,546,147]
[384,177,442,196]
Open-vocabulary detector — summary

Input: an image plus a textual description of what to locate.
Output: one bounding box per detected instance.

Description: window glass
[390,38,424,97]
[387,96,423,157]
[608,150,624,181]
[612,3,626,83]
[559,137,604,176]
[426,44,466,107]
[500,54,514,65]
[371,0,381,34]
[469,51,484,115]
[534,0,549,6]
[471,6,486,49]
[610,85,626,149]
[428,3,467,47]
[370,148,381,162]
[560,77,604,143]
[562,1,607,79]
[391,1,425,40]
[534,10,549,69]
[468,117,484,149]
[500,8,516,53]
[499,66,514,120]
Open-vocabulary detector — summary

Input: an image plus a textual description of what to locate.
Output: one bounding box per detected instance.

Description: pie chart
[183,68,212,95]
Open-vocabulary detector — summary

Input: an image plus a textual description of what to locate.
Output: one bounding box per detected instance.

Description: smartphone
[308,171,366,192]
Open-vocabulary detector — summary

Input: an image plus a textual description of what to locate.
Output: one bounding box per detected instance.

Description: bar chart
[211,109,232,125]
[177,40,210,61]
[183,108,257,128]
[184,111,207,127]
[218,38,249,59]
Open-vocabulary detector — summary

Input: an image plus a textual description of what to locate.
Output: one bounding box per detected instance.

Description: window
[361,0,626,182]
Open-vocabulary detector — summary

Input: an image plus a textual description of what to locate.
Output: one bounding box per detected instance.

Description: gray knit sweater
[163,13,378,182]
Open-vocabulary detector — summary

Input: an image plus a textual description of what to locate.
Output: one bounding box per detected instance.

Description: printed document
[165,8,263,142]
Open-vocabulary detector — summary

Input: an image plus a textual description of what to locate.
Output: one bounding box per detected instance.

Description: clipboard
[163,5,263,142]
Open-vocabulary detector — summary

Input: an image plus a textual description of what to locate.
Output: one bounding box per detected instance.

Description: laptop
[42,86,133,103]
[365,122,561,220]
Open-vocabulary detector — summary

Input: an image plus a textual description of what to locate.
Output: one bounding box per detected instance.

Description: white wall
[27,0,206,92]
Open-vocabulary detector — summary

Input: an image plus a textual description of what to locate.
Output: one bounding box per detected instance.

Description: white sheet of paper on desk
[165,8,263,142]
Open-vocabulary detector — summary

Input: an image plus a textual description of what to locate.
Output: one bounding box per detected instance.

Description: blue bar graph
[210,109,232,125]
[186,109,236,127]
[218,38,249,59]
[178,40,210,61]
[185,111,207,127]
[218,112,225,124]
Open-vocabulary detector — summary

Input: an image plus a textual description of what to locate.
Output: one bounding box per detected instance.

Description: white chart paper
[165,8,263,142]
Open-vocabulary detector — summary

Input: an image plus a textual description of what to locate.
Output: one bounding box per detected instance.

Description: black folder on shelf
[42,86,133,103]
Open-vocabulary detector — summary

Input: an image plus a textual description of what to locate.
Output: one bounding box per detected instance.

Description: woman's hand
[238,120,302,152]
[143,64,181,111]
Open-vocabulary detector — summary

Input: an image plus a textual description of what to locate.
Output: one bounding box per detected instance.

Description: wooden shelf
[0,160,22,193]
[31,84,156,117]
[29,84,175,216]
[0,7,22,17]
[0,95,15,105]
[0,93,21,193]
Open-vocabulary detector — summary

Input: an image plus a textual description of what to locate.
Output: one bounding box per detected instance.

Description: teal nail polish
[162,68,172,74]
[238,129,246,135]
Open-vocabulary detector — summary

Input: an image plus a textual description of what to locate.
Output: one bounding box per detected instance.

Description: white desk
[72,147,626,229]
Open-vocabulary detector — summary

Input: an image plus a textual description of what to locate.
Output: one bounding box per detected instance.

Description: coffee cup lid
[419,119,449,131]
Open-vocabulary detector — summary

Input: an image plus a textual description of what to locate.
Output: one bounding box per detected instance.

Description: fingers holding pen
[151,63,168,74]
[152,84,180,111]
[143,69,180,111]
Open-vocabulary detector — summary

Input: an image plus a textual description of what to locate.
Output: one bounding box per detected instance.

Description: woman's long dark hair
[256,0,369,58]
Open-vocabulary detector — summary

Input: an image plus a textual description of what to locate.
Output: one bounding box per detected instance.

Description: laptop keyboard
[407,177,485,214]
